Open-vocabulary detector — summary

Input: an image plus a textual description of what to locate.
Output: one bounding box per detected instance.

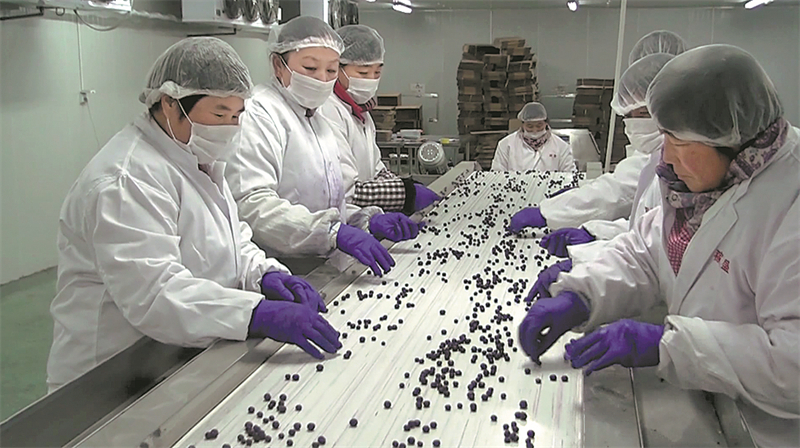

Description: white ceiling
[359,0,797,11]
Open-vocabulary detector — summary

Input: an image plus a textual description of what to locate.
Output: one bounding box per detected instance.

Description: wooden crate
[458,60,484,71]
[462,44,500,59]
[492,37,526,49]
[458,102,483,113]
[483,54,509,70]
[458,85,482,96]
[457,69,483,81]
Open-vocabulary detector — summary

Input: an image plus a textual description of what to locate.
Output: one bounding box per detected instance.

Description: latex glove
[548,186,574,198]
[337,224,395,277]
[525,259,573,302]
[508,207,547,233]
[540,227,595,257]
[369,212,421,242]
[518,291,589,364]
[248,300,342,360]
[261,271,327,313]
[565,319,664,375]
[414,184,441,211]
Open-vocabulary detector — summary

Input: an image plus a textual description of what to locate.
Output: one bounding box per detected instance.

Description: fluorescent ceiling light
[567,1,578,11]
[366,0,377,2]
[392,2,413,13]
[396,0,412,6]
[744,0,772,8]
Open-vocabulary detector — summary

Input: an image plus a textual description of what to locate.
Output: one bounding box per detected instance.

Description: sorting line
[174,171,586,448]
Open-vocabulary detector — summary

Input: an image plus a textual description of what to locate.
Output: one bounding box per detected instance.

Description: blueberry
[318,436,327,445]
[287,440,294,447]
[430,421,437,429]
[285,374,291,380]
[280,394,287,401]
[384,400,392,409]
[307,422,316,431]
[433,441,441,447]
[550,374,557,381]
[292,374,300,381]
[491,414,497,422]
[562,375,569,382]
[349,418,358,427]
[293,422,302,431]
[316,364,324,372]
[519,400,528,409]
[295,404,302,411]
[272,421,280,429]
[288,429,296,436]
[248,406,255,414]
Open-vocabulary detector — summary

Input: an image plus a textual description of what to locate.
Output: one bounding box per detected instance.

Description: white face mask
[168,101,241,165]
[623,117,663,155]
[279,57,335,110]
[344,71,380,104]
[523,129,547,140]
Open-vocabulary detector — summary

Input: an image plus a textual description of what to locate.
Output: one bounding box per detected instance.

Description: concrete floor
[0,268,56,421]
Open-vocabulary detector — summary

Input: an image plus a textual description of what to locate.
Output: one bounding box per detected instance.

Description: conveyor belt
[174,170,586,448]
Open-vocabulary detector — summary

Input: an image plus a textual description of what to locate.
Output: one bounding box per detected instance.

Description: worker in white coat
[524,53,675,300]
[225,17,420,278]
[319,25,441,216]
[47,38,342,393]
[507,32,688,243]
[491,102,574,172]
[519,45,799,447]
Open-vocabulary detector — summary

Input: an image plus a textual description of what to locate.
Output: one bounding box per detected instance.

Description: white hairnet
[628,30,687,66]
[517,102,547,122]
[268,16,345,55]
[339,25,385,65]
[139,37,253,108]
[647,44,783,148]
[611,53,674,116]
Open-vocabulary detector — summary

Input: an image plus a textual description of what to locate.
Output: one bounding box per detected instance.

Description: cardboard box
[483,88,506,99]
[458,60,484,71]
[508,61,535,72]
[463,44,500,58]
[458,102,483,112]
[508,85,537,95]
[458,86,481,96]
[492,37,526,49]
[482,79,507,90]
[458,94,483,103]
[457,78,483,88]
[482,71,508,81]
[483,54,509,69]
[457,69,482,81]
[377,93,402,107]
[395,105,422,121]
[484,103,508,113]
[375,130,393,142]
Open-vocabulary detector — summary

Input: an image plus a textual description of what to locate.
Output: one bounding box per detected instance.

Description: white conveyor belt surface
[175,170,587,448]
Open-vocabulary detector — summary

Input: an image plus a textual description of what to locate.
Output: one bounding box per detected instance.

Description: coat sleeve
[657,198,800,420]
[88,176,263,347]
[491,139,510,171]
[559,140,576,172]
[227,105,341,256]
[541,152,649,230]
[237,220,291,293]
[581,218,630,241]
[550,207,664,331]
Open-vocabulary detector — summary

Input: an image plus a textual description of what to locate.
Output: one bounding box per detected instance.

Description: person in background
[628,30,687,66]
[506,31,688,249]
[320,25,441,217]
[524,53,675,301]
[518,45,799,447]
[47,38,342,393]
[491,102,574,172]
[225,17,421,278]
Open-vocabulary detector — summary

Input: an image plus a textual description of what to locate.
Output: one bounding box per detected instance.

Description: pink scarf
[659,118,789,274]
[333,81,376,124]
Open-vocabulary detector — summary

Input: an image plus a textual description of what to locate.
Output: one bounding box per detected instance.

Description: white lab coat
[319,96,387,218]
[567,151,662,264]
[541,143,658,233]
[551,126,800,447]
[491,130,575,172]
[47,113,288,392]
[225,82,349,258]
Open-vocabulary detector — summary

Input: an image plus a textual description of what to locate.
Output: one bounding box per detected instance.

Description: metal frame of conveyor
[0,162,756,448]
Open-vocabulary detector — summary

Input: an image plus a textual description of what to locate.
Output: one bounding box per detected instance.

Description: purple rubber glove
[337,224,395,277]
[526,259,573,302]
[540,227,595,257]
[261,271,327,313]
[548,186,574,198]
[248,300,342,360]
[565,320,664,376]
[369,212,421,242]
[508,207,547,234]
[414,184,441,211]
[518,291,589,364]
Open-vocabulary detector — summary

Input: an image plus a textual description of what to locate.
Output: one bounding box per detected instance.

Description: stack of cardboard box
[495,37,538,119]
[457,45,498,135]
[571,78,628,165]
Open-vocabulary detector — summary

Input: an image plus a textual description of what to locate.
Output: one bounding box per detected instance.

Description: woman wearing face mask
[226,17,419,278]
[519,45,799,447]
[47,38,342,393]
[491,102,574,172]
[507,33,688,243]
[523,53,675,300]
[319,25,441,216]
